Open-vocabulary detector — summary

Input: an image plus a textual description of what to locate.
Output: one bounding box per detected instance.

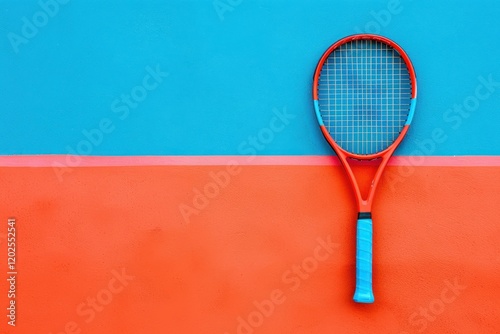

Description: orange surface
[0,165,499,333]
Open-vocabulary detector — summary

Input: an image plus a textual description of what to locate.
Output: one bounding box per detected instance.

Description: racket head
[313,34,417,159]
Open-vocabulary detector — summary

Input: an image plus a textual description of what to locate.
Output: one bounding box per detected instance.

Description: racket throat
[344,158,380,212]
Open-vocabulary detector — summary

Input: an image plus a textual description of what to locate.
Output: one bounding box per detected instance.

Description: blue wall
[1,0,499,156]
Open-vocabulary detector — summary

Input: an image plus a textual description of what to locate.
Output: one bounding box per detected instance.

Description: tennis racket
[312,34,417,303]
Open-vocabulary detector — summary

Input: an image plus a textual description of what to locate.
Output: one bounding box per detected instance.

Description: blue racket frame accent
[405,98,417,125]
[313,99,323,125]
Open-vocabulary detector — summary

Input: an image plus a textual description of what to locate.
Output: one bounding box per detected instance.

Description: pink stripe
[0,155,499,167]
[0,155,500,167]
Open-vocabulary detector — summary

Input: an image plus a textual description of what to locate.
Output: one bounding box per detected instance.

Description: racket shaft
[353,216,374,303]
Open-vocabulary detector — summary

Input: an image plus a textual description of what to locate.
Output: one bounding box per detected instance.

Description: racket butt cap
[353,291,375,303]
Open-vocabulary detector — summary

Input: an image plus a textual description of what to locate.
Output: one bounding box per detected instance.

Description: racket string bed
[317,39,412,155]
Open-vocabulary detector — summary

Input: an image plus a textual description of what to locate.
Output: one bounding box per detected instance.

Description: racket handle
[353,213,374,303]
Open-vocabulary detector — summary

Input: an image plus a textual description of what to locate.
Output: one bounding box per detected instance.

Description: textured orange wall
[0,165,499,333]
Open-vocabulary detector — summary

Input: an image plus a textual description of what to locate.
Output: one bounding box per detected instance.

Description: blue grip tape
[353,218,374,303]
